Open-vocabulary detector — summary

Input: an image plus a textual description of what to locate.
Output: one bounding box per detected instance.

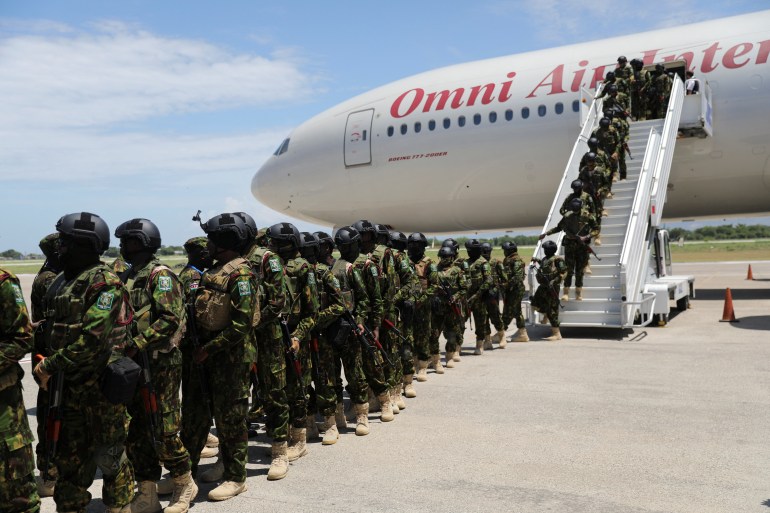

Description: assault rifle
[137,350,162,448]
[34,354,63,478]
[280,319,303,380]
[530,258,564,310]
[623,141,634,160]
[185,302,213,420]
[382,318,408,344]
[436,278,462,317]
[309,335,324,387]
[572,224,602,261]
[341,309,391,369]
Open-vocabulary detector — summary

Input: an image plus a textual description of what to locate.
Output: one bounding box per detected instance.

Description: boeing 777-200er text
[252,11,770,233]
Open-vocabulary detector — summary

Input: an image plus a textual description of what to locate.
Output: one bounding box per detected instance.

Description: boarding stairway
[527,76,697,327]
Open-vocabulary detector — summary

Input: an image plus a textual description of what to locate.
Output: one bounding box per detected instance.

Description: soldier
[33,212,135,512]
[591,117,620,184]
[529,240,567,341]
[602,84,630,119]
[614,55,634,95]
[390,231,419,398]
[561,179,597,221]
[114,219,195,513]
[501,241,529,342]
[407,232,438,379]
[465,239,493,354]
[649,63,672,119]
[540,198,596,302]
[350,220,395,420]
[596,71,617,98]
[331,226,377,435]
[629,58,649,121]
[481,242,507,349]
[370,224,405,414]
[267,222,319,462]
[303,232,345,445]
[442,238,470,358]
[611,107,631,181]
[184,213,258,499]
[433,246,466,367]
[29,233,61,498]
[0,265,41,513]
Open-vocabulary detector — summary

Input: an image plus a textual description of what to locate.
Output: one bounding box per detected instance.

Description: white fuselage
[253,11,770,232]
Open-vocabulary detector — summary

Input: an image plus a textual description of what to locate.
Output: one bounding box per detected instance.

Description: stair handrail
[650,76,685,227]
[618,127,660,325]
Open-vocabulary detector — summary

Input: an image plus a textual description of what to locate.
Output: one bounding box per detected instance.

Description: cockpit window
[273,138,290,156]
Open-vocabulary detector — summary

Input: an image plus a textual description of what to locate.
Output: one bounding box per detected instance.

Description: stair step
[559,311,622,325]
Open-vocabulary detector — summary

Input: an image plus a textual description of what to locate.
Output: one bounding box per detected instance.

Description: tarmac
[15,260,770,513]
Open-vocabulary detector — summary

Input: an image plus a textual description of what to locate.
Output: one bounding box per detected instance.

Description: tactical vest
[195,257,259,332]
[50,265,133,385]
[284,257,310,320]
[127,264,185,352]
[414,256,432,290]
[247,246,283,317]
[331,259,355,311]
[314,263,331,309]
[0,270,28,391]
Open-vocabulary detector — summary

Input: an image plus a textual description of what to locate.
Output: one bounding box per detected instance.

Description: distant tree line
[667,224,770,241]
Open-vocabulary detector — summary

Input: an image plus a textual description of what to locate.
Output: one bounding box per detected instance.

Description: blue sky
[1,0,766,253]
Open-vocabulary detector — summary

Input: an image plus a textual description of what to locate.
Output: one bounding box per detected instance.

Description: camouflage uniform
[530,256,568,327]
[486,256,507,334]
[392,250,419,376]
[246,245,290,443]
[630,68,650,120]
[184,256,257,483]
[545,212,596,289]
[612,114,630,180]
[433,262,465,355]
[283,256,319,429]
[467,256,493,340]
[310,261,345,418]
[370,245,402,391]
[38,263,135,511]
[352,254,388,396]
[411,255,437,360]
[501,253,526,330]
[0,268,41,513]
[123,258,191,483]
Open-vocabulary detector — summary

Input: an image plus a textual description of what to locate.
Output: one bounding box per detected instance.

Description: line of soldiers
[599,55,673,122]
[3,211,551,513]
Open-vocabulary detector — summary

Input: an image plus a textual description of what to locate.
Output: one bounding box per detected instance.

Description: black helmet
[407,232,428,247]
[630,58,643,69]
[587,136,599,150]
[481,242,492,257]
[441,238,459,253]
[201,213,249,251]
[464,239,481,250]
[542,240,558,256]
[617,55,627,64]
[571,179,584,192]
[334,225,361,247]
[374,223,390,245]
[605,71,616,80]
[614,108,627,119]
[115,218,162,250]
[352,219,376,238]
[655,63,665,72]
[56,212,110,254]
[502,241,518,255]
[599,117,611,128]
[438,246,455,259]
[607,84,618,94]
[568,197,583,213]
[585,152,597,163]
[389,230,407,251]
[233,212,258,240]
[298,232,319,262]
[267,222,300,247]
[313,231,334,251]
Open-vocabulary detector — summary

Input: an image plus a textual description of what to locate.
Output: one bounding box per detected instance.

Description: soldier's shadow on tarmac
[529,325,636,341]
[697,288,770,300]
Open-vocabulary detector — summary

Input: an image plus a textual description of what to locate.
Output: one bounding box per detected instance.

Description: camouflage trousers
[34,386,56,482]
[471,300,491,339]
[359,331,389,396]
[397,320,415,376]
[333,336,368,405]
[433,309,464,354]
[181,349,249,482]
[502,285,526,330]
[413,302,432,361]
[255,328,289,442]
[285,341,309,429]
[307,332,337,417]
[531,285,561,327]
[247,366,263,423]
[127,349,191,482]
[564,244,589,288]
[0,383,40,513]
[380,314,404,389]
[486,294,504,331]
[53,383,134,511]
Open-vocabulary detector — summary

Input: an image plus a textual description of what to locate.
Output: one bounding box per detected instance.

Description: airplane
[252,10,770,233]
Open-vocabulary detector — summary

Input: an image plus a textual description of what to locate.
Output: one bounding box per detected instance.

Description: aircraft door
[344,109,374,167]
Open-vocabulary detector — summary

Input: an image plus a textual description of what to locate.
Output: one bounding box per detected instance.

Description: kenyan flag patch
[238,281,251,297]
[158,276,172,292]
[96,291,115,310]
[11,283,24,304]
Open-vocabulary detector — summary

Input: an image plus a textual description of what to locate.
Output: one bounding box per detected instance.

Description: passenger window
[555,102,564,114]
[400,124,407,135]
[521,107,530,119]
[443,118,451,129]
[572,100,580,112]
[538,105,546,117]
[387,126,394,137]
[429,120,436,131]
[415,122,422,133]
[505,109,513,121]
[473,114,481,125]
[458,116,466,127]
[489,112,497,123]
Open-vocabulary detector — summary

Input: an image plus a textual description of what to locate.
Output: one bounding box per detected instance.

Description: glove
[399,300,414,324]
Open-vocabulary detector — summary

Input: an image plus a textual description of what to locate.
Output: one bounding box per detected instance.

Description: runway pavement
[15,261,770,513]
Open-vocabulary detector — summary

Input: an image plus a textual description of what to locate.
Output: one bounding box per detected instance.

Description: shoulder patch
[269,258,282,273]
[429,264,437,273]
[96,291,115,311]
[237,280,252,297]
[307,272,316,286]
[332,277,341,289]
[11,283,24,304]
[370,265,378,277]
[158,275,172,292]
[189,281,199,291]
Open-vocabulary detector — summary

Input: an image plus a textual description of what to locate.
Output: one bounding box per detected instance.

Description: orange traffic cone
[719,288,739,323]
[746,265,754,280]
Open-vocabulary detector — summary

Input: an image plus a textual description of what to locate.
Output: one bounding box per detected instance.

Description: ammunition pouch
[100,354,141,405]
[326,317,354,350]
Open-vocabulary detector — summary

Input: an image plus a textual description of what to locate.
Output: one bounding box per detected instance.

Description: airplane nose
[252,158,289,212]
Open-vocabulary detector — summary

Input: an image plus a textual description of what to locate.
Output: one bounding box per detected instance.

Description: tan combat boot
[393,386,406,410]
[287,426,308,462]
[511,327,530,342]
[431,354,445,374]
[335,402,347,430]
[378,393,394,422]
[544,327,562,341]
[156,476,173,495]
[561,286,570,301]
[354,402,370,436]
[130,480,161,513]
[198,457,224,483]
[200,446,218,459]
[35,476,55,498]
[584,262,592,274]
[106,506,131,513]
[575,287,583,301]
[453,349,462,362]
[541,315,549,325]
[322,416,339,445]
[497,331,507,349]
[267,442,289,480]
[164,471,198,513]
[206,432,219,448]
[483,334,493,350]
[306,415,320,440]
[595,236,602,245]
[415,360,429,382]
[403,375,417,398]
[389,387,400,415]
[474,339,484,355]
[445,351,456,368]
[208,480,246,501]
